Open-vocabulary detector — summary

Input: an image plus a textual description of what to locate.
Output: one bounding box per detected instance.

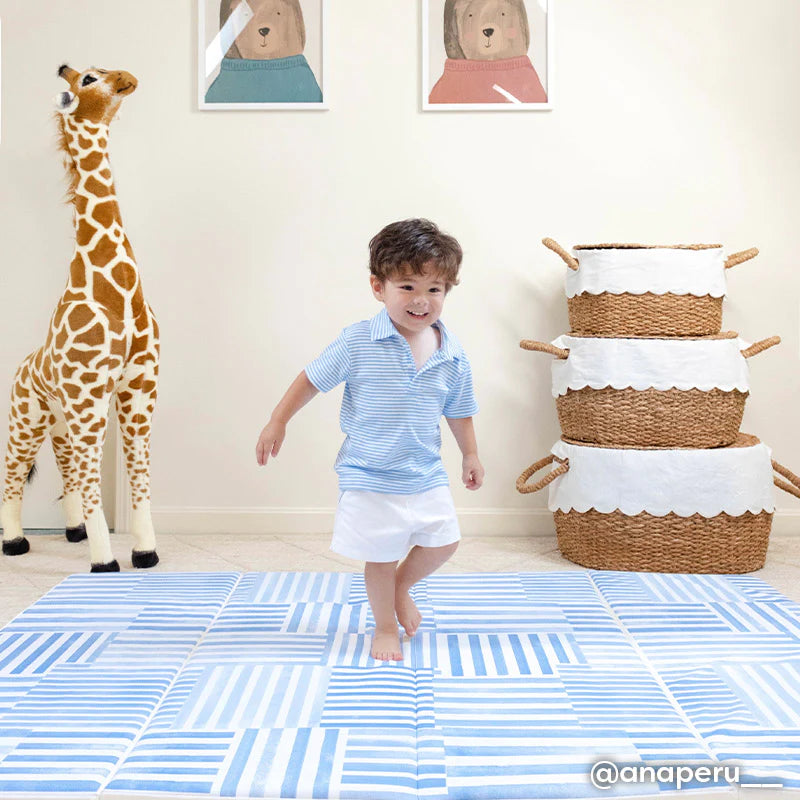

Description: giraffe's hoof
[90,560,120,573]
[65,524,87,543]
[2,537,30,556]
[132,550,159,569]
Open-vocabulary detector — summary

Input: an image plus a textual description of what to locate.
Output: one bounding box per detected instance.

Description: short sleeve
[443,357,479,418]
[305,331,350,392]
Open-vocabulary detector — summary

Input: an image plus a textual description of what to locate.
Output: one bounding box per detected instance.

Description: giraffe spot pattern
[130,334,150,355]
[92,272,125,317]
[80,151,104,172]
[74,322,106,346]
[76,219,96,247]
[65,347,101,364]
[70,254,88,287]
[62,290,85,304]
[111,261,137,290]
[67,305,96,331]
[88,233,117,268]
[84,176,110,197]
[92,200,117,229]
[73,399,95,414]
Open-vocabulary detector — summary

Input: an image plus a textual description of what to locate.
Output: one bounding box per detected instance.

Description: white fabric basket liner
[550,335,751,397]
[548,439,776,517]
[565,247,727,298]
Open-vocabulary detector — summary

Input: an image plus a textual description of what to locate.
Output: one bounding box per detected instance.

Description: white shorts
[331,486,461,563]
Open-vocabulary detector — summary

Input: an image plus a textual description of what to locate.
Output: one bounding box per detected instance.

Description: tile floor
[0,531,798,626]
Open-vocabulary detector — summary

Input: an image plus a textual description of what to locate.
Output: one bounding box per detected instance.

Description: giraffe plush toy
[0,65,159,572]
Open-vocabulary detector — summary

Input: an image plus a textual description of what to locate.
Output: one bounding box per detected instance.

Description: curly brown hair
[369,219,463,289]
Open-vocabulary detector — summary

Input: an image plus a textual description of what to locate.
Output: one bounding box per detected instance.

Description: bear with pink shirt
[429,0,547,105]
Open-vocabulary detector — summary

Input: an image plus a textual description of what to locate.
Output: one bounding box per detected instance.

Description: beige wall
[1,0,799,535]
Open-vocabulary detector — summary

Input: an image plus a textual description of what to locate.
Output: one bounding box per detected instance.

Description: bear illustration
[205,0,322,103]
[429,0,547,104]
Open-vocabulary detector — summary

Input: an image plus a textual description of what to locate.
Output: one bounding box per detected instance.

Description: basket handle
[520,339,570,359]
[725,247,759,269]
[542,238,579,271]
[741,336,781,359]
[773,460,800,500]
[516,454,570,494]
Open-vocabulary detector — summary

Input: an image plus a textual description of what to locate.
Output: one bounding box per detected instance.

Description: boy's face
[371,263,448,336]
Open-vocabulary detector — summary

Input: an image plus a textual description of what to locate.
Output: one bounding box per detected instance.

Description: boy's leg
[395,542,459,637]
[364,560,403,661]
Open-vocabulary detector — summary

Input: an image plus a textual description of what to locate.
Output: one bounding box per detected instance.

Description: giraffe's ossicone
[0,65,160,572]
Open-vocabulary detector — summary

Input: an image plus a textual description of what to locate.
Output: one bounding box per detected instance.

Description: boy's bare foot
[395,589,423,637]
[371,627,403,661]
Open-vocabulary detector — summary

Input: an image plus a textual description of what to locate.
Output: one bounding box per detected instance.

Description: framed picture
[198,0,327,110]
[422,0,553,111]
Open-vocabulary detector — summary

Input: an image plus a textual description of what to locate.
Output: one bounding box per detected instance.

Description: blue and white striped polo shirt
[305,308,479,494]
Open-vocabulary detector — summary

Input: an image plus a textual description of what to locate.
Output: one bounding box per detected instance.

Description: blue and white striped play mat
[0,571,798,799]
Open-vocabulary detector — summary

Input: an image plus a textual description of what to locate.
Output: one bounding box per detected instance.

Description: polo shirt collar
[370,308,458,360]
[370,307,398,341]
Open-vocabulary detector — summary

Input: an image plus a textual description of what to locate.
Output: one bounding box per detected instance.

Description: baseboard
[148,507,800,537]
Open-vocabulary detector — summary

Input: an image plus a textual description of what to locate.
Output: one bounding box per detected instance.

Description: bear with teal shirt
[206,0,322,104]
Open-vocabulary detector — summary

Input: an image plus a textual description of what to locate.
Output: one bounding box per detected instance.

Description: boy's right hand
[256,420,286,466]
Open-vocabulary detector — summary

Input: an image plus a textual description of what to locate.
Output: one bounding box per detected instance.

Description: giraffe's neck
[61,117,143,319]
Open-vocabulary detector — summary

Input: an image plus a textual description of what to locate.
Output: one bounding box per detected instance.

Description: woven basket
[543,238,759,337]
[520,335,780,448]
[516,437,800,574]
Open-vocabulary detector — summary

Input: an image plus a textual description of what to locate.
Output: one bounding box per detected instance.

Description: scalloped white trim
[555,380,750,396]
[550,335,751,397]
[568,287,726,298]
[546,439,776,517]
[550,502,774,517]
[564,247,727,298]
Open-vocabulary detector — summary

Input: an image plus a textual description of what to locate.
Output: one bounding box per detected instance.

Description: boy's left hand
[462,454,484,490]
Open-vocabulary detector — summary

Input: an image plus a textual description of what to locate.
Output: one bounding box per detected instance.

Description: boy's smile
[370,264,447,338]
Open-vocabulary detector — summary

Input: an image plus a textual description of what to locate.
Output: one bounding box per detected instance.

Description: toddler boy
[256,219,484,661]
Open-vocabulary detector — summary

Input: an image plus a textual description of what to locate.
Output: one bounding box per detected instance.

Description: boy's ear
[370,275,385,301]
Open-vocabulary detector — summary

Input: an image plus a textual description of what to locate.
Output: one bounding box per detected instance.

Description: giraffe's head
[55,65,138,125]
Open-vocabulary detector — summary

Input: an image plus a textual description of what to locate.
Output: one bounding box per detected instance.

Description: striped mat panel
[0,570,795,798]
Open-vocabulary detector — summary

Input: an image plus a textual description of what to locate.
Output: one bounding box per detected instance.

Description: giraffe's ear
[54,91,79,114]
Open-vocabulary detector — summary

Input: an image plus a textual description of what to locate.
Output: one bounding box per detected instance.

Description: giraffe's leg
[1,361,53,556]
[116,357,159,569]
[63,393,118,572]
[49,416,87,543]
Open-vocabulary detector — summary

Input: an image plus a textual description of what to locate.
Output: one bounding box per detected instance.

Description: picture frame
[422,0,553,111]
[198,0,328,110]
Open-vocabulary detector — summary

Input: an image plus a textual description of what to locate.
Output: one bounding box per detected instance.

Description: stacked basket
[516,238,800,573]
